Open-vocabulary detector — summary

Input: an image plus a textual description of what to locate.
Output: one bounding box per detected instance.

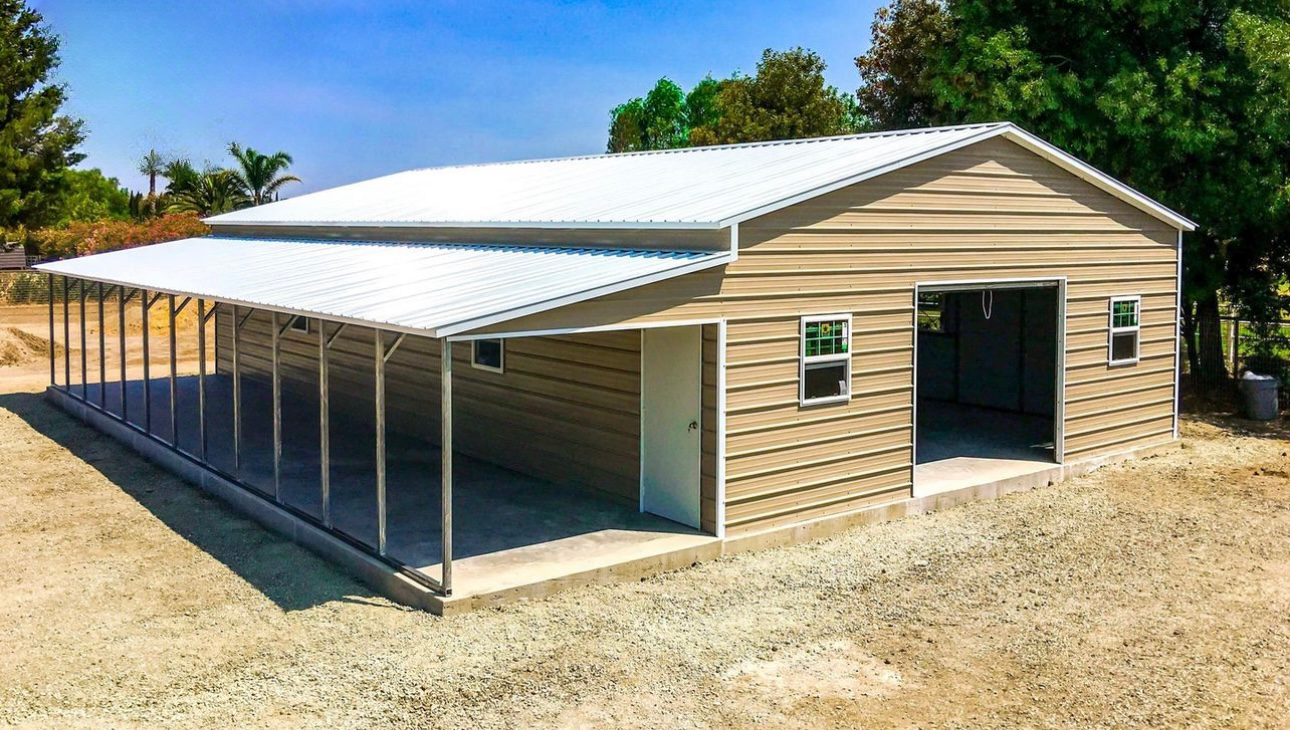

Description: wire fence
[0,270,60,304]
[1183,314,1290,411]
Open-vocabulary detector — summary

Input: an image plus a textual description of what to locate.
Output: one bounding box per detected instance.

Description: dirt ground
[1,333,1288,727]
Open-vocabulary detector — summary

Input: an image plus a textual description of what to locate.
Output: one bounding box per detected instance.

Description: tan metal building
[38,123,1195,613]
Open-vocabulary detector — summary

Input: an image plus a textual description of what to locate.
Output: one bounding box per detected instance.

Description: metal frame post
[62,277,69,390]
[232,305,242,474]
[169,294,178,446]
[78,279,87,399]
[141,289,151,433]
[320,322,331,528]
[119,289,128,420]
[198,300,208,461]
[272,311,282,501]
[47,274,54,386]
[98,283,106,409]
[375,328,386,556]
[441,338,453,594]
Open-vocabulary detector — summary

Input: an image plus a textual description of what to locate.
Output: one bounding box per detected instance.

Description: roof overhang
[35,237,733,338]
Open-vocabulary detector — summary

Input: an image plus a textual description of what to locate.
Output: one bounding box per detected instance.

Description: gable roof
[206,122,1196,232]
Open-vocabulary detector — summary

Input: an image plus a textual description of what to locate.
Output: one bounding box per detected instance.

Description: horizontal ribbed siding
[215,313,643,503]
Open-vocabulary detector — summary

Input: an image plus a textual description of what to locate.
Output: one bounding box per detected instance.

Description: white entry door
[641,325,702,528]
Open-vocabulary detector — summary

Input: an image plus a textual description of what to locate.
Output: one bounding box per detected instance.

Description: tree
[607,78,691,152]
[855,0,1290,382]
[55,168,130,224]
[166,170,249,216]
[226,142,300,205]
[138,149,164,197]
[161,156,200,195]
[689,48,863,145]
[607,50,862,152]
[0,0,85,229]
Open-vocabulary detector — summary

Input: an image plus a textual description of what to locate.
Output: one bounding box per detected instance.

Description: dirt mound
[0,327,61,367]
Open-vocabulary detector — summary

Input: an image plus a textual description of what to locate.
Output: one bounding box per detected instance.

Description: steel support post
[62,277,69,390]
[319,322,331,528]
[46,274,54,386]
[169,294,178,446]
[272,311,282,501]
[119,290,127,420]
[79,279,87,399]
[141,289,151,433]
[98,283,106,409]
[232,305,242,474]
[375,328,387,556]
[198,300,207,461]
[441,338,453,594]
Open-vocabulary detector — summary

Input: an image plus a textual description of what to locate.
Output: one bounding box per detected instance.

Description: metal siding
[38,238,731,338]
[216,316,643,502]
[479,138,1181,535]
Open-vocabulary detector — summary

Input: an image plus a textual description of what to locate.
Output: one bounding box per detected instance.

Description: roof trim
[36,238,734,339]
[207,219,727,231]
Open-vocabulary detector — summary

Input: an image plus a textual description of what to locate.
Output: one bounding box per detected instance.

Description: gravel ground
[0,387,1287,729]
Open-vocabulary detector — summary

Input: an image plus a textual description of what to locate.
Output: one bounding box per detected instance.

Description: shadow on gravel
[0,391,386,612]
[1185,411,1290,443]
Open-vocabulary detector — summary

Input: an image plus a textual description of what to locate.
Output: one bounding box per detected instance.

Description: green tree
[0,0,85,229]
[161,156,200,195]
[607,51,862,152]
[55,168,130,224]
[226,142,300,205]
[855,0,1290,381]
[689,48,863,145]
[138,149,164,197]
[166,169,249,216]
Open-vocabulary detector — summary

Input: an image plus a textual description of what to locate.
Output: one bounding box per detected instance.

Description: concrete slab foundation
[47,385,1179,616]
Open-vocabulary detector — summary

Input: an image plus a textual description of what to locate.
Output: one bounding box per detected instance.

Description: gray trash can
[1238,372,1280,420]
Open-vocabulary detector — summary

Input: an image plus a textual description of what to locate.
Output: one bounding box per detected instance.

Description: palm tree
[138,149,164,196]
[227,142,301,205]
[166,170,250,216]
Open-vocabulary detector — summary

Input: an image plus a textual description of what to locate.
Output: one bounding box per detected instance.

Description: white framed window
[471,338,504,373]
[1108,296,1141,365]
[800,314,852,406]
[289,316,310,334]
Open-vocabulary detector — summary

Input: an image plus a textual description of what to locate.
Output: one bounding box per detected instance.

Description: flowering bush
[32,213,211,259]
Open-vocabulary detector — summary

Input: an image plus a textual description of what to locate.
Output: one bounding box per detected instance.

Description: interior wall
[918,288,1057,417]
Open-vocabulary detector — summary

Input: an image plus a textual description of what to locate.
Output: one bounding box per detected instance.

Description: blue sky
[35,1,882,195]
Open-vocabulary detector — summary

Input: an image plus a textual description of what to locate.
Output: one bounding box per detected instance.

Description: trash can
[1238,371,1280,420]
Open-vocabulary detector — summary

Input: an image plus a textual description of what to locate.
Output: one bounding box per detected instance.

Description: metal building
[37,123,1196,613]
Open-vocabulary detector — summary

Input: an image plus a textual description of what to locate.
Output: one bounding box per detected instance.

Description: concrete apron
[46,386,1179,616]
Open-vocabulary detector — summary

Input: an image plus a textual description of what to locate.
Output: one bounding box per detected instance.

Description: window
[917,292,944,333]
[1108,296,1140,365]
[289,316,310,334]
[472,338,504,372]
[800,315,851,405]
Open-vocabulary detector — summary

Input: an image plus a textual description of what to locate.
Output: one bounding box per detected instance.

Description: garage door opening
[914,281,1063,495]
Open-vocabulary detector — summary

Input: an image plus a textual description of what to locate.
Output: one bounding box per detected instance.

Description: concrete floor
[915,400,1056,496]
[79,373,709,597]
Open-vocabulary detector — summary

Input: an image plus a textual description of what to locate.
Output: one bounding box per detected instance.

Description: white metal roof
[36,237,732,337]
[206,122,1196,232]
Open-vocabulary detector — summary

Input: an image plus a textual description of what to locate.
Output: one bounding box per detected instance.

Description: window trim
[1108,295,1141,366]
[471,337,505,373]
[799,313,852,406]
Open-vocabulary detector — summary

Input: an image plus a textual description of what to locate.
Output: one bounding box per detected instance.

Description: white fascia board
[203,218,726,231]
[437,251,734,337]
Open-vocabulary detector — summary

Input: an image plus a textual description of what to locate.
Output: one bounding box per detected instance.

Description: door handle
[688,420,698,431]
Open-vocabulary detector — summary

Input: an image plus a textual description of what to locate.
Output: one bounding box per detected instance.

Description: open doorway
[914,281,1063,495]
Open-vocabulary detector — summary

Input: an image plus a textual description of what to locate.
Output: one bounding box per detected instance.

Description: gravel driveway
[0,388,1287,729]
